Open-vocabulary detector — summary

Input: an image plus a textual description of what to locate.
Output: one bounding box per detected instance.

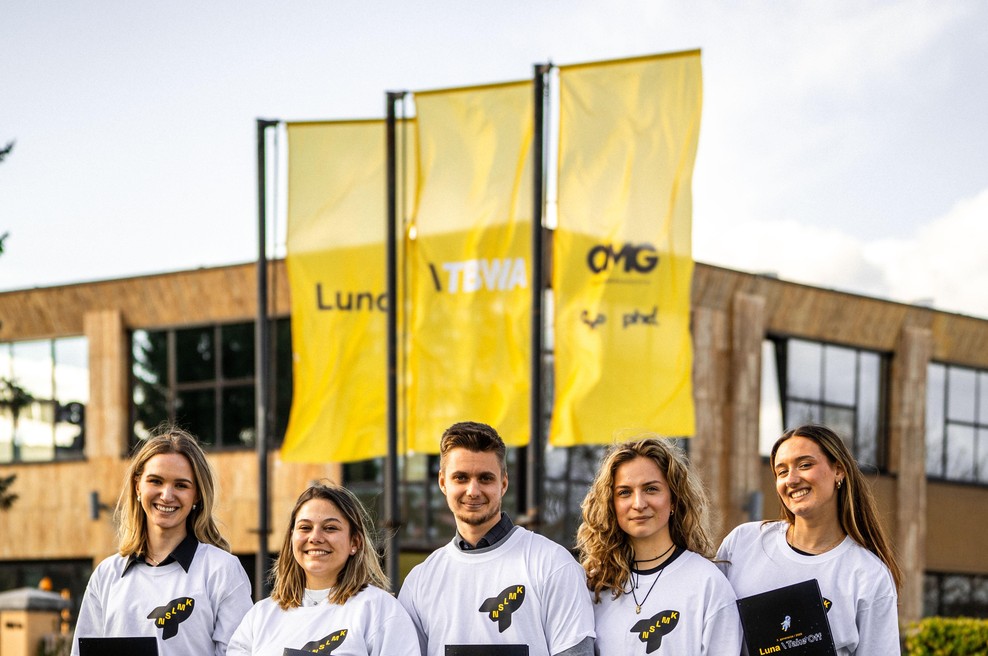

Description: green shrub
[905,616,988,655]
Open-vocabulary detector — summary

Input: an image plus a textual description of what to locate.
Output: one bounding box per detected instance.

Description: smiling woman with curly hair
[577,436,741,654]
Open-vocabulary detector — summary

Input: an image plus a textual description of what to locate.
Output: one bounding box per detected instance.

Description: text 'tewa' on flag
[406,81,534,453]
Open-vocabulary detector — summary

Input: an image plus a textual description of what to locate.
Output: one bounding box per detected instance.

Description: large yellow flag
[551,51,702,446]
[281,120,415,462]
[407,81,533,452]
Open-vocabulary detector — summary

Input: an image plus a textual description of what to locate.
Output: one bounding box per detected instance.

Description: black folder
[445,647,529,656]
[736,579,837,655]
[78,636,158,656]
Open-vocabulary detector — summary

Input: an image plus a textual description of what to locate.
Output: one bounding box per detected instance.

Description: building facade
[1,260,986,627]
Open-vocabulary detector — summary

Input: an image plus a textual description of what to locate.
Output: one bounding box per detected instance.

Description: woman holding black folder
[71,426,253,656]
[227,482,420,656]
[717,424,902,655]
[577,437,743,654]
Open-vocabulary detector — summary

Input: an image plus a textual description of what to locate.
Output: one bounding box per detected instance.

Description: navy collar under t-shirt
[455,512,514,551]
[122,531,198,575]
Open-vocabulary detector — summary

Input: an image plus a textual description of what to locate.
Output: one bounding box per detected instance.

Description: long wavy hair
[271,482,389,609]
[770,424,902,590]
[577,437,714,603]
[116,425,229,557]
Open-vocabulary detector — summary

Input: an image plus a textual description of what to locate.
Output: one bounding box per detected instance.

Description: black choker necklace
[632,542,675,564]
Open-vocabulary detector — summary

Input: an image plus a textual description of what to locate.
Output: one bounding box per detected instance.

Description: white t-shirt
[398,526,595,656]
[227,583,420,656]
[591,548,742,655]
[717,521,899,656]
[71,543,253,656]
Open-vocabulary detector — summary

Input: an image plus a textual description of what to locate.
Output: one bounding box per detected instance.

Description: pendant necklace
[630,566,666,615]
[629,543,675,615]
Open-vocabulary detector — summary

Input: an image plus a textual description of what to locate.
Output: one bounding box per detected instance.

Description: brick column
[83,309,130,563]
[889,325,932,624]
[728,293,766,531]
[690,305,730,539]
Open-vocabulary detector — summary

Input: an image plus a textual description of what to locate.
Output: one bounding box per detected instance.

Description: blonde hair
[270,482,389,609]
[577,437,714,603]
[116,425,229,557]
[771,424,902,590]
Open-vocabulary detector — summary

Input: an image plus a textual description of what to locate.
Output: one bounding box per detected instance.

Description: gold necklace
[787,525,845,554]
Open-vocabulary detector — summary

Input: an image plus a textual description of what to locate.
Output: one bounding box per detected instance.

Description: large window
[926,363,988,483]
[0,337,88,463]
[131,319,292,449]
[760,337,887,469]
[924,572,988,618]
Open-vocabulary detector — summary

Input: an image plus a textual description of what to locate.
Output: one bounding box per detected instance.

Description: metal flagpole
[255,117,278,600]
[384,92,406,587]
[526,64,550,530]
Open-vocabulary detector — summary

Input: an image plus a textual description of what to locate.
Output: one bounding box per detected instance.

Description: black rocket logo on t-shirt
[630,609,680,653]
[300,628,348,653]
[479,584,526,632]
[146,596,196,640]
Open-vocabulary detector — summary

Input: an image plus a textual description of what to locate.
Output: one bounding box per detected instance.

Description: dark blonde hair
[270,482,389,609]
[117,425,229,557]
[771,424,902,590]
[577,437,714,603]
[439,421,507,475]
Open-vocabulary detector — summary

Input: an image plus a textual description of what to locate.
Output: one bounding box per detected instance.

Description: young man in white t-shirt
[398,421,595,656]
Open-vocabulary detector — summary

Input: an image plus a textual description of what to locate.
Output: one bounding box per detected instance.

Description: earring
[350,548,357,555]
[836,478,843,490]
[137,494,141,502]
[192,503,198,510]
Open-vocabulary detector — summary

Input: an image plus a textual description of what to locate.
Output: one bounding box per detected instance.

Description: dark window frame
[926,362,988,486]
[766,336,889,472]
[129,318,292,451]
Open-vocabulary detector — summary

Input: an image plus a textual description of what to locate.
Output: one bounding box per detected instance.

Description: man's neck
[457,517,501,547]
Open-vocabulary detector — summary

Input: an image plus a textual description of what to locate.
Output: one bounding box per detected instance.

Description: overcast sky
[3,0,987,318]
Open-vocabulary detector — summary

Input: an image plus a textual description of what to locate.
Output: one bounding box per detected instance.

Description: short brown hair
[439,421,507,474]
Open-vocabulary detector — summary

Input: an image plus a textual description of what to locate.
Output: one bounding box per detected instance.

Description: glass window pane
[786,340,822,400]
[822,406,855,452]
[221,323,254,380]
[222,386,255,448]
[54,338,89,403]
[856,352,881,465]
[11,340,53,399]
[923,574,940,618]
[176,327,215,383]
[175,389,216,446]
[979,429,988,485]
[760,340,784,456]
[926,364,946,476]
[786,400,821,428]
[945,424,976,482]
[947,367,976,422]
[942,575,972,616]
[133,330,167,386]
[980,372,988,423]
[823,345,857,406]
[15,400,54,462]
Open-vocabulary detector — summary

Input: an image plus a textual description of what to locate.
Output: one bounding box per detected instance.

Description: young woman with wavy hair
[577,437,741,654]
[72,426,252,656]
[228,482,419,656]
[717,424,902,655]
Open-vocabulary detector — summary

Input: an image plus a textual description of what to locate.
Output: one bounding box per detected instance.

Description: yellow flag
[407,81,533,452]
[281,120,415,462]
[551,51,702,446]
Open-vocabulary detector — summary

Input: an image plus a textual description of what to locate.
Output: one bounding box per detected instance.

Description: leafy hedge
[905,617,988,655]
